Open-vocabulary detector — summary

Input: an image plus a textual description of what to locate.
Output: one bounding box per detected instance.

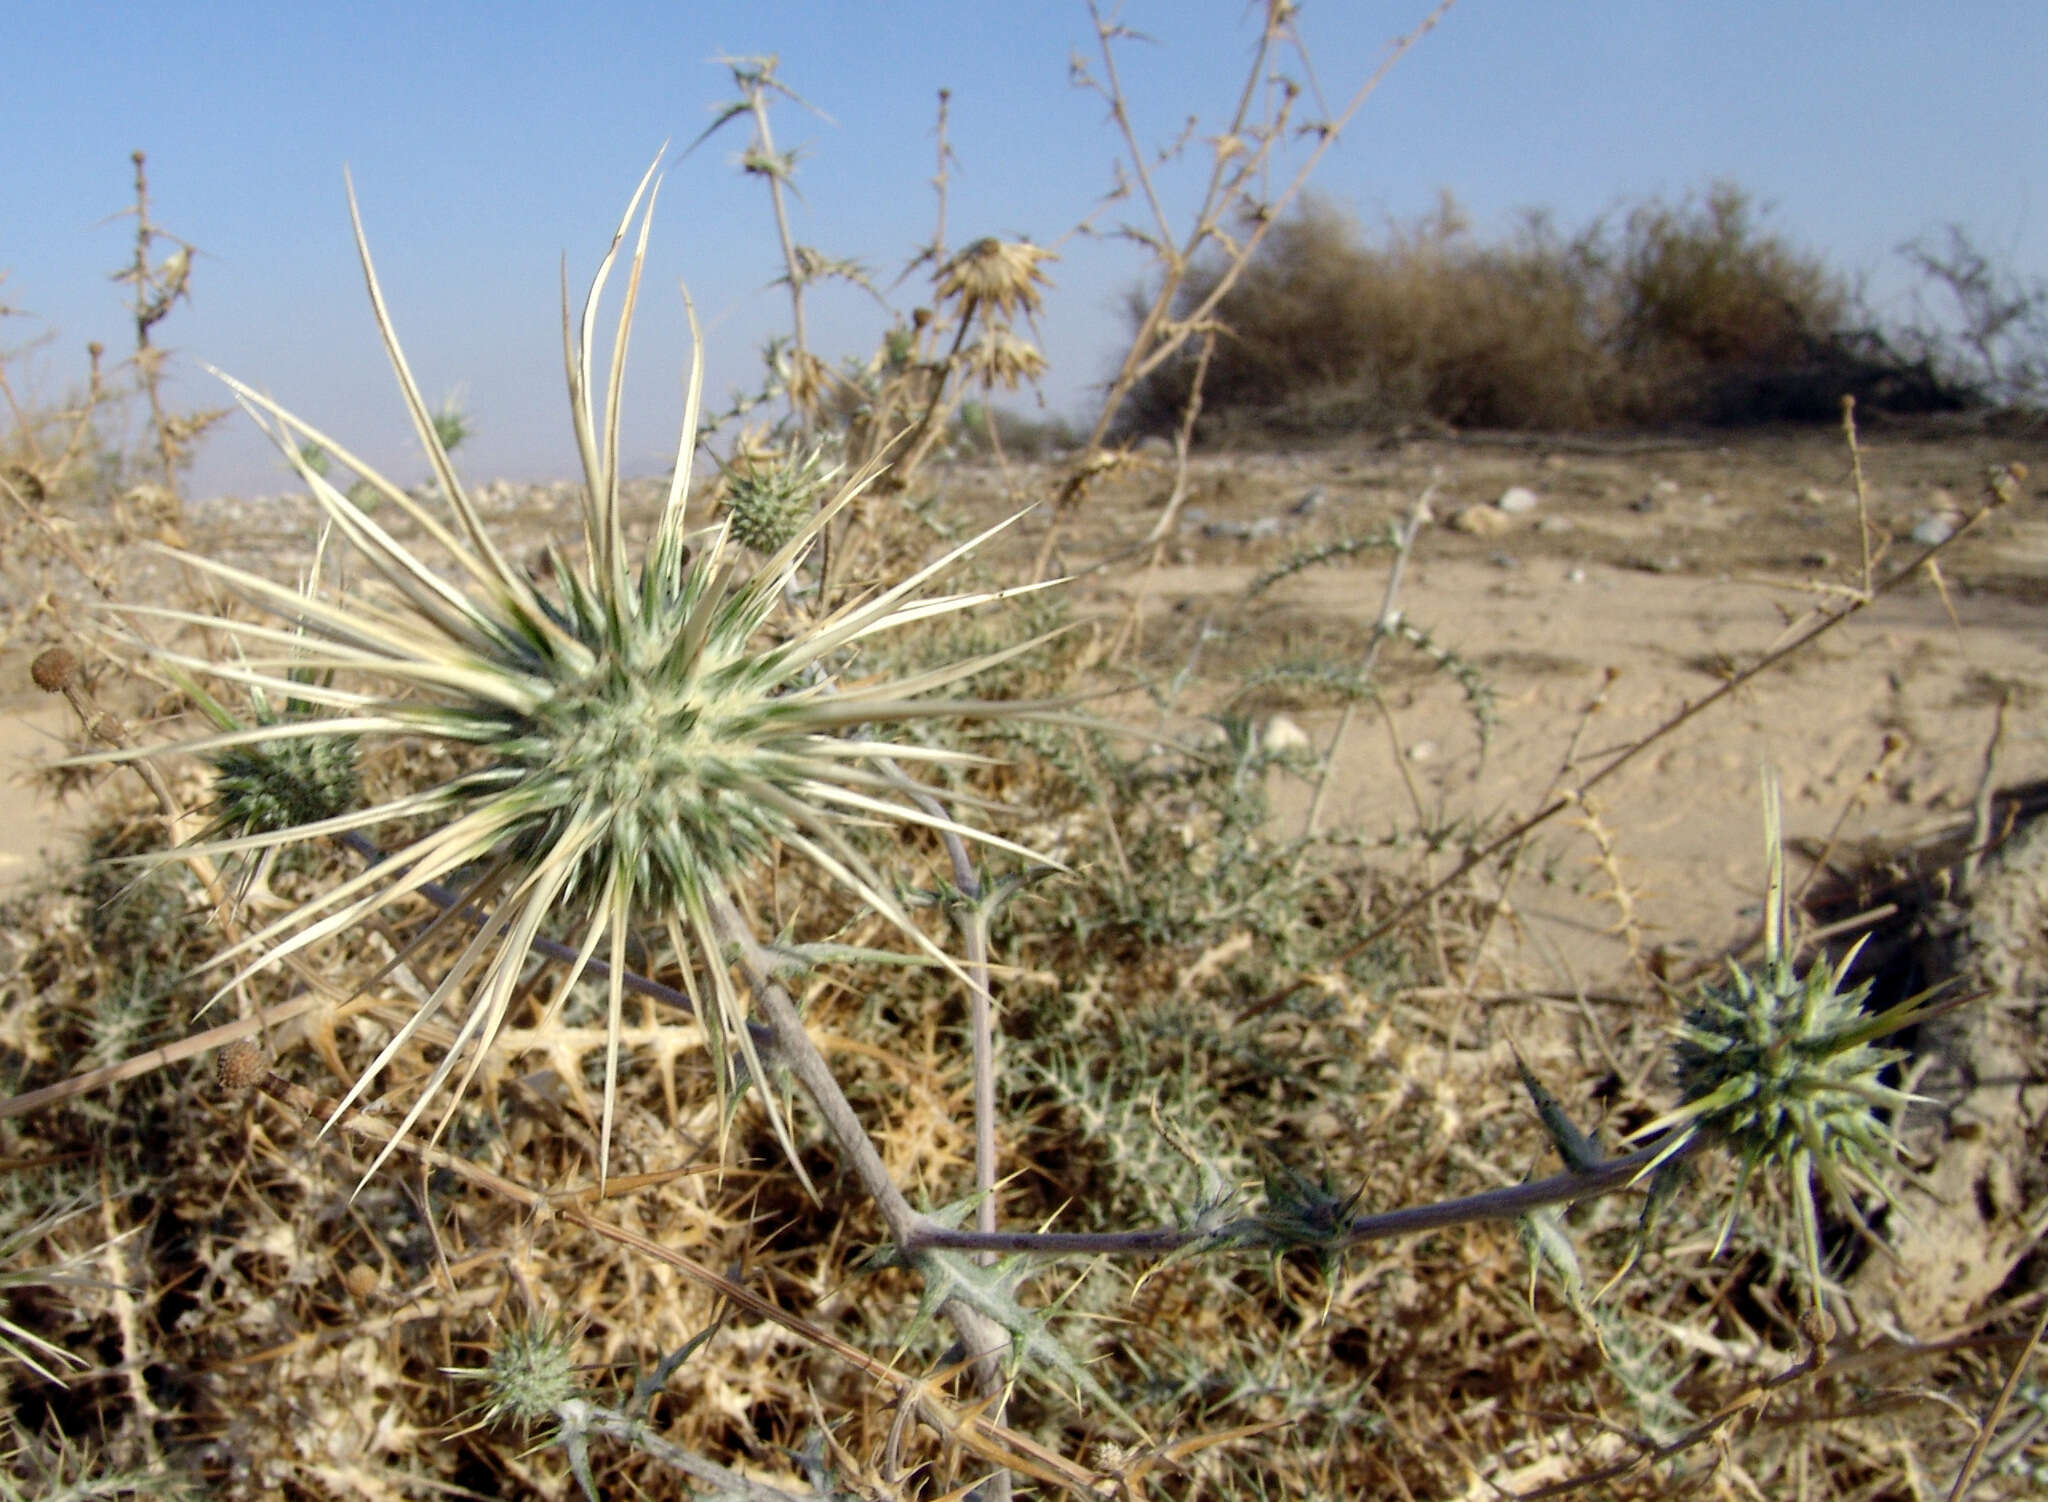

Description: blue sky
[7,2,2044,499]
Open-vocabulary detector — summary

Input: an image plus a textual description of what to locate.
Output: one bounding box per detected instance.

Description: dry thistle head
[85,153,1063,1188]
[32,647,80,693]
[936,236,1056,321]
[1633,770,1928,1305]
[965,327,1048,391]
[215,1039,264,1091]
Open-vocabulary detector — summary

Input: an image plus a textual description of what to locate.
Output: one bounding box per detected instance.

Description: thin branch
[911,1132,1708,1259]
[1946,1301,2048,1502]
[1283,465,2027,995]
[1300,474,1437,841]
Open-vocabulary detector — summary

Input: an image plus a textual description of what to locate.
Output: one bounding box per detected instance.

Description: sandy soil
[7,425,2047,993]
[983,425,2048,985]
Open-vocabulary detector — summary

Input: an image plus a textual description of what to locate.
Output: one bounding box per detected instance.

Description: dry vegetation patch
[6,8,2048,1495]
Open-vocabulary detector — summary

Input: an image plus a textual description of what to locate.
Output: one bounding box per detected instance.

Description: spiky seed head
[718,436,837,553]
[462,1317,582,1429]
[1633,770,1927,1302]
[215,1040,264,1091]
[1671,946,1909,1178]
[208,734,360,839]
[935,237,1056,321]
[87,154,1063,1190]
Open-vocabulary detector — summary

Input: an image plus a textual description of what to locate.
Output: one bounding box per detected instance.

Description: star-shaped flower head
[97,154,1061,1185]
[1630,769,1936,1305]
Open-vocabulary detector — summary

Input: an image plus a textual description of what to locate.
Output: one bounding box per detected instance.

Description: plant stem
[710,896,922,1239]
[558,1398,810,1500]
[911,1132,1707,1259]
[1301,475,1436,842]
[709,893,1014,1457]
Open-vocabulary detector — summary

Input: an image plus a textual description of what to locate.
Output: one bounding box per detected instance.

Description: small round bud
[30,647,78,694]
[343,1263,382,1301]
[216,1040,265,1091]
[1798,1307,1837,1359]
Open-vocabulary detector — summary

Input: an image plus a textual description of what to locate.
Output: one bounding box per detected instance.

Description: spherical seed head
[1662,939,1924,1300]
[31,647,77,694]
[127,155,1061,1190]
[481,1318,580,1428]
[718,442,836,554]
[1633,770,1931,1303]
[343,1262,381,1300]
[1672,952,1906,1176]
[209,734,361,838]
[216,1040,265,1091]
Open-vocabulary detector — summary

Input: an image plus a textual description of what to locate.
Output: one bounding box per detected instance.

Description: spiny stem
[911,1133,1708,1259]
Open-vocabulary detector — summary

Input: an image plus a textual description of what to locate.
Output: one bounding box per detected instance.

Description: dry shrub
[1124,182,1975,439]
[1132,195,1612,434]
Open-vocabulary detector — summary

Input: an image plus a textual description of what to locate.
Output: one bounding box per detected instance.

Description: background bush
[1120,181,1987,439]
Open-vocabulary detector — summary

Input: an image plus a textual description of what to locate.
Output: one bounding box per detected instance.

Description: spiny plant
[17,25,2029,1491]
[76,154,1064,1189]
[1627,768,1933,1307]
[712,430,837,554]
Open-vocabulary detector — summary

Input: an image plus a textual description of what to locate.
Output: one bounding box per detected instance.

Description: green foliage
[717,441,836,553]
[207,735,360,840]
[1247,526,1401,596]
[430,391,473,455]
[1633,773,1929,1303]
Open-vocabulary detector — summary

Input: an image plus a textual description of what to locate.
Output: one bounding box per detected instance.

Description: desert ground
[12,425,2045,972]
[954,424,2046,987]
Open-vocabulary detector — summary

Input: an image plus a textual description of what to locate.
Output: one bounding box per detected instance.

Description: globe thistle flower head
[1632,770,1931,1304]
[178,638,363,844]
[447,1315,584,1432]
[207,732,360,842]
[716,433,837,553]
[90,155,1064,1188]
